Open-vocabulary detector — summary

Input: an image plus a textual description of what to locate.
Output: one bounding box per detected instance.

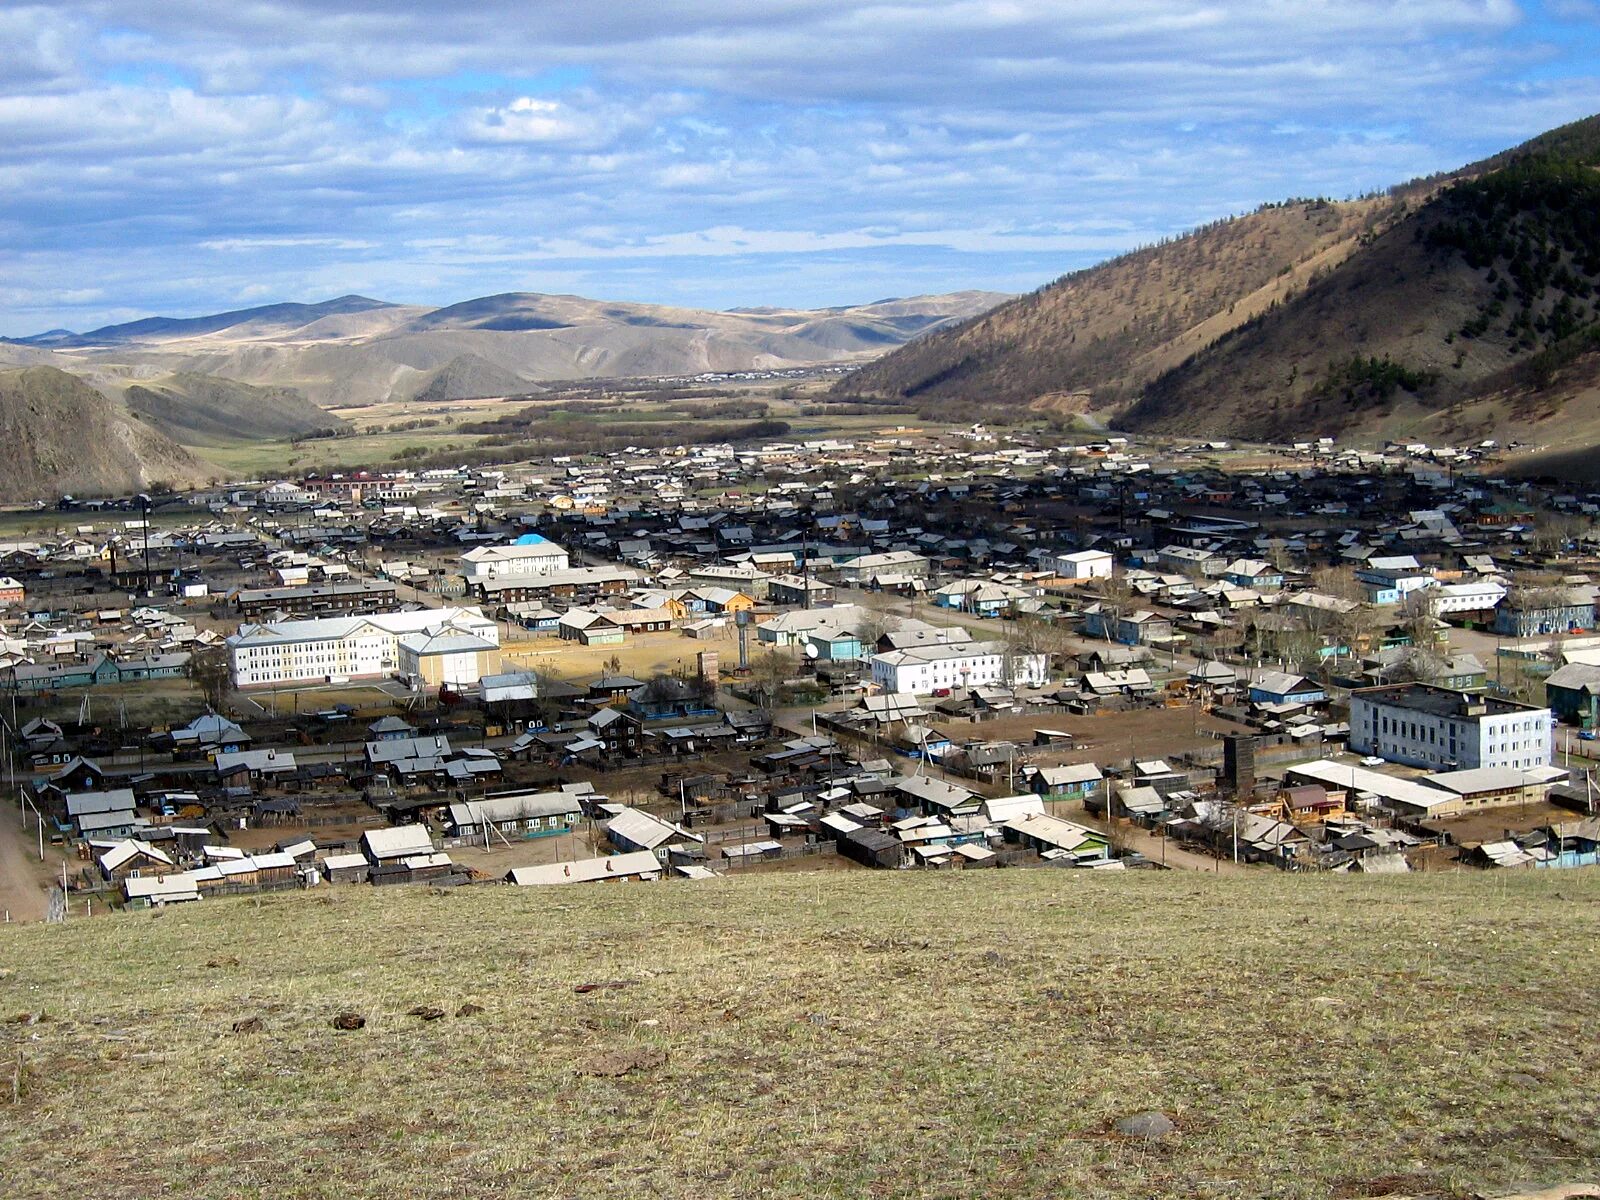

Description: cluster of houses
[6,425,1600,916]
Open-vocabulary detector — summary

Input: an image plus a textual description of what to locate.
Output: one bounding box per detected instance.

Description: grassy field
[2,870,1598,1199]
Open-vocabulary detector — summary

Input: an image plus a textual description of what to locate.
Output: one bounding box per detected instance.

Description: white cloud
[2,0,1598,333]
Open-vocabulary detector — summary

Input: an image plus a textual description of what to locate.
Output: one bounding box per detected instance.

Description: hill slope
[1122,145,1600,439]
[121,373,351,446]
[2,871,1596,1199]
[838,196,1411,412]
[33,291,1010,409]
[842,114,1600,447]
[0,367,213,499]
[407,352,543,403]
[15,295,397,348]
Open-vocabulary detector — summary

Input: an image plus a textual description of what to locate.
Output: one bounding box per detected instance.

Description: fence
[717,840,839,867]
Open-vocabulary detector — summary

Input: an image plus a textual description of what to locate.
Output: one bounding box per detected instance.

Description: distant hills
[3,290,1009,410]
[839,115,1600,457]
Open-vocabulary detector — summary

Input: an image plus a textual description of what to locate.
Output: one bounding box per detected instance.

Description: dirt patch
[576,1047,667,1078]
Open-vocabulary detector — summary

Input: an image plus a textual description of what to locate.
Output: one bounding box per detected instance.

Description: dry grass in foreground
[2,870,1599,1199]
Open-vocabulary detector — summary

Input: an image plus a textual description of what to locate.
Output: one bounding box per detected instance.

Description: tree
[1397,589,1442,652]
[1531,512,1588,560]
[750,649,793,707]
[186,645,232,714]
[854,609,898,654]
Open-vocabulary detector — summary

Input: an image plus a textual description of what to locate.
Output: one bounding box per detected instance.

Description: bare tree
[185,644,232,714]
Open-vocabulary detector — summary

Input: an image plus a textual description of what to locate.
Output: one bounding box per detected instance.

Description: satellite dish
[804,643,820,659]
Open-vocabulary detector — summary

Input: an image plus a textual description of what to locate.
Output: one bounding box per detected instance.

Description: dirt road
[1094,819,1249,874]
[0,804,49,923]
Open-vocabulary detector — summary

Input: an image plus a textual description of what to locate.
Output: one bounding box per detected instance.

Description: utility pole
[139,493,153,598]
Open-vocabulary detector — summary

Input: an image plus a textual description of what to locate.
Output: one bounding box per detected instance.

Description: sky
[2,1,1599,336]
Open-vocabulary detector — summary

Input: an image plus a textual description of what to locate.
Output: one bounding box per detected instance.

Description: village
[3,423,1600,922]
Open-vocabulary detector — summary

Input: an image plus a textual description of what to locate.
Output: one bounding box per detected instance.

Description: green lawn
[3,869,1597,1198]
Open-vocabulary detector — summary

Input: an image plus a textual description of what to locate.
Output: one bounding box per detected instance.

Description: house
[232,580,398,620]
[213,749,298,787]
[42,756,108,794]
[506,850,663,885]
[1052,550,1113,579]
[836,550,930,585]
[588,707,644,756]
[894,775,981,818]
[123,872,202,907]
[557,610,625,646]
[360,825,436,867]
[1000,812,1111,863]
[1267,784,1348,826]
[604,807,704,861]
[367,716,417,742]
[1547,662,1600,728]
[365,734,454,781]
[1246,671,1325,707]
[933,579,1030,617]
[65,788,138,839]
[768,575,835,606]
[1026,763,1103,802]
[1493,592,1597,638]
[1081,607,1174,646]
[1223,559,1284,591]
[802,628,865,662]
[446,787,587,841]
[97,839,175,884]
[979,793,1045,825]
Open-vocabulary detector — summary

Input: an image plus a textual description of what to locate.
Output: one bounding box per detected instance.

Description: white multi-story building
[1052,550,1114,579]
[228,607,499,688]
[459,537,570,582]
[870,641,1047,696]
[1431,579,1507,615]
[1349,683,1551,771]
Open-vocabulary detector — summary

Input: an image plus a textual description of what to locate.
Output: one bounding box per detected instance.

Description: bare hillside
[836,197,1410,409]
[1123,136,1600,439]
[0,367,213,499]
[121,373,350,446]
[26,291,1010,409]
[841,114,1600,452]
[408,353,543,403]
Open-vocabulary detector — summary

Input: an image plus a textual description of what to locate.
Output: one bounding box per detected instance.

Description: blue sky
[2,1,1599,335]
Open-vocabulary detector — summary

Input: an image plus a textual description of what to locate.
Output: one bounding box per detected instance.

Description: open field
[497,627,751,683]
[3,870,1598,1199]
[929,706,1251,768]
[174,376,980,477]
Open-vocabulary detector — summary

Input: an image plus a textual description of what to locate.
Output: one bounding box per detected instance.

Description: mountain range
[840,114,1600,472]
[3,290,1009,409]
[0,289,1007,501]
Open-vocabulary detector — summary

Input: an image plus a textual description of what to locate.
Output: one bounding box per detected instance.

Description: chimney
[698,650,719,689]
